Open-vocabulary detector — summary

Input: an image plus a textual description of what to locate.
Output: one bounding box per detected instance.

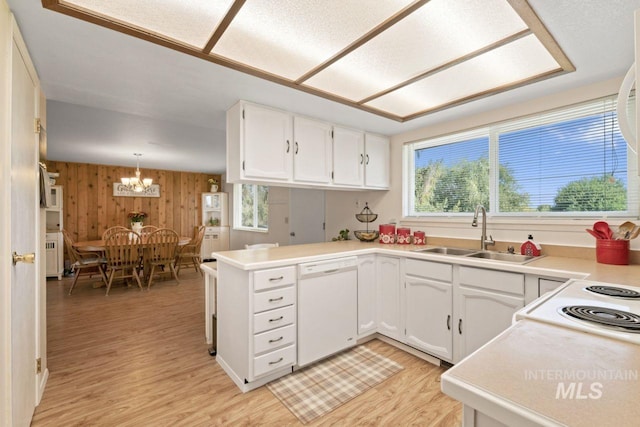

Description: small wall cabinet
[45,185,63,280]
[201,192,229,260]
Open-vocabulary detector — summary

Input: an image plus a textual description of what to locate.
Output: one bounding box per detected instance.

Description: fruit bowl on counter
[354,230,379,242]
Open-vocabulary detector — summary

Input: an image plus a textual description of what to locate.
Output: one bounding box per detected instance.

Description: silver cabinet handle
[269,316,284,322]
[295,141,299,154]
[366,154,370,165]
[269,276,284,282]
[268,296,284,302]
[286,140,290,153]
[360,153,364,164]
[269,336,284,343]
[269,357,284,365]
[447,315,451,330]
[458,319,463,334]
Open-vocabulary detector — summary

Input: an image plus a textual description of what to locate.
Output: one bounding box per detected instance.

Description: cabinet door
[243,104,292,180]
[405,276,453,361]
[364,133,390,189]
[455,286,524,362]
[45,239,57,276]
[333,126,364,186]
[293,116,332,183]
[357,255,376,337]
[376,256,401,340]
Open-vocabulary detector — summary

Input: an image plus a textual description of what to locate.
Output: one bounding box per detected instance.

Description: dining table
[73,235,192,287]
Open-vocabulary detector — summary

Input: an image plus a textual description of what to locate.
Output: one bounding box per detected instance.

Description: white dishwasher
[297,257,358,366]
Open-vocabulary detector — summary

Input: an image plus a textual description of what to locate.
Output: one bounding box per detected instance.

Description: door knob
[12,251,35,265]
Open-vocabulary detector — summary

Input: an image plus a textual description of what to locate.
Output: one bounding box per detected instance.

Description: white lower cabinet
[376,256,402,340]
[45,231,63,280]
[404,260,453,361]
[357,255,377,337]
[216,263,297,392]
[454,267,525,363]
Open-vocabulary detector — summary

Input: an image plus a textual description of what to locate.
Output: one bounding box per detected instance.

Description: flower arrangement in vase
[208,178,219,193]
[128,211,147,233]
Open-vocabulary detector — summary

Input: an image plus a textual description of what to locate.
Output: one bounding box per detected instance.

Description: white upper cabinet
[293,116,332,184]
[227,101,389,190]
[364,133,390,189]
[333,126,364,187]
[242,103,293,181]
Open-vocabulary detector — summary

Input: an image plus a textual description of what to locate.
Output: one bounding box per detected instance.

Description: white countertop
[212,240,640,287]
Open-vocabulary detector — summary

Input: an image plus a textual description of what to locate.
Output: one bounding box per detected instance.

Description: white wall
[326,77,640,250]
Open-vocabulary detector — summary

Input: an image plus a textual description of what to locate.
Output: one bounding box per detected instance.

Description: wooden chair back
[102,226,128,241]
[139,225,158,240]
[104,230,142,269]
[61,229,81,264]
[147,228,179,265]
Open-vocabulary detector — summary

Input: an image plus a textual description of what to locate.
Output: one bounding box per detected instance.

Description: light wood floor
[33,272,462,426]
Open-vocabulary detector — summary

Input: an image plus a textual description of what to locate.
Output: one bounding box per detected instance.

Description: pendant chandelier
[121,153,152,192]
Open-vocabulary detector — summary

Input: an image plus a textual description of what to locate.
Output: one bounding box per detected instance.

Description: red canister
[396,227,411,244]
[413,231,426,245]
[379,224,396,244]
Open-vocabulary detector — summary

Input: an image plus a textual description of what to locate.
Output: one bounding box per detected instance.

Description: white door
[289,188,325,245]
[293,116,332,184]
[455,286,524,362]
[10,33,39,426]
[243,103,292,181]
[376,256,401,340]
[357,255,376,336]
[364,133,390,189]
[333,126,364,187]
[405,276,453,361]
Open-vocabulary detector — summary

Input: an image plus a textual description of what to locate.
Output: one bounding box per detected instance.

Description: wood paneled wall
[46,161,221,241]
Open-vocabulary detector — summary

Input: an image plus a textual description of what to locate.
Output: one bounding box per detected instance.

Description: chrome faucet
[471,205,495,251]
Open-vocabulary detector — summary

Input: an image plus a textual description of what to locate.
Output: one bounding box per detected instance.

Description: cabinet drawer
[254,286,295,313]
[254,324,296,355]
[405,259,452,282]
[459,266,524,295]
[253,344,296,378]
[254,305,296,334]
[254,266,296,291]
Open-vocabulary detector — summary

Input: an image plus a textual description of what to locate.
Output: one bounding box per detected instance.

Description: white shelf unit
[201,192,229,260]
[45,185,63,280]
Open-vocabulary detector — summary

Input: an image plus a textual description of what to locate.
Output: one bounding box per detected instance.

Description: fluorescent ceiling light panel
[304,0,529,102]
[365,35,561,117]
[210,0,415,80]
[46,0,574,122]
[64,0,234,48]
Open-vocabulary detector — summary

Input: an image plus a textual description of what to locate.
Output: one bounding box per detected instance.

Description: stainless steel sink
[465,251,537,264]
[414,247,539,264]
[414,247,477,256]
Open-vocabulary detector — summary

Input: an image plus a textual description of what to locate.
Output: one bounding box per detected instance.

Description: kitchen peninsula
[210,239,640,425]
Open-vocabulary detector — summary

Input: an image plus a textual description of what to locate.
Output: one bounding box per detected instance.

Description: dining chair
[138,225,158,241]
[102,225,128,241]
[244,242,279,249]
[62,229,108,295]
[103,229,143,296]
[146,228,180,289]
[176,225,206,276]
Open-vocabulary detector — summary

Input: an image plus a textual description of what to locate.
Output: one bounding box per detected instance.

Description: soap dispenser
[520,234,541,256]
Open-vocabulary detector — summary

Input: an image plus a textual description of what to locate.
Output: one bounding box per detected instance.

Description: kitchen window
[234,184,269,231]
[404,95,638,218]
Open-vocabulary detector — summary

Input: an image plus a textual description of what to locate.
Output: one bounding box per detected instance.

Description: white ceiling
[7,0,640,173]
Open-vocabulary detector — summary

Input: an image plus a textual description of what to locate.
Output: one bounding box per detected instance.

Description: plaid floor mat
[266,345,403,424]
